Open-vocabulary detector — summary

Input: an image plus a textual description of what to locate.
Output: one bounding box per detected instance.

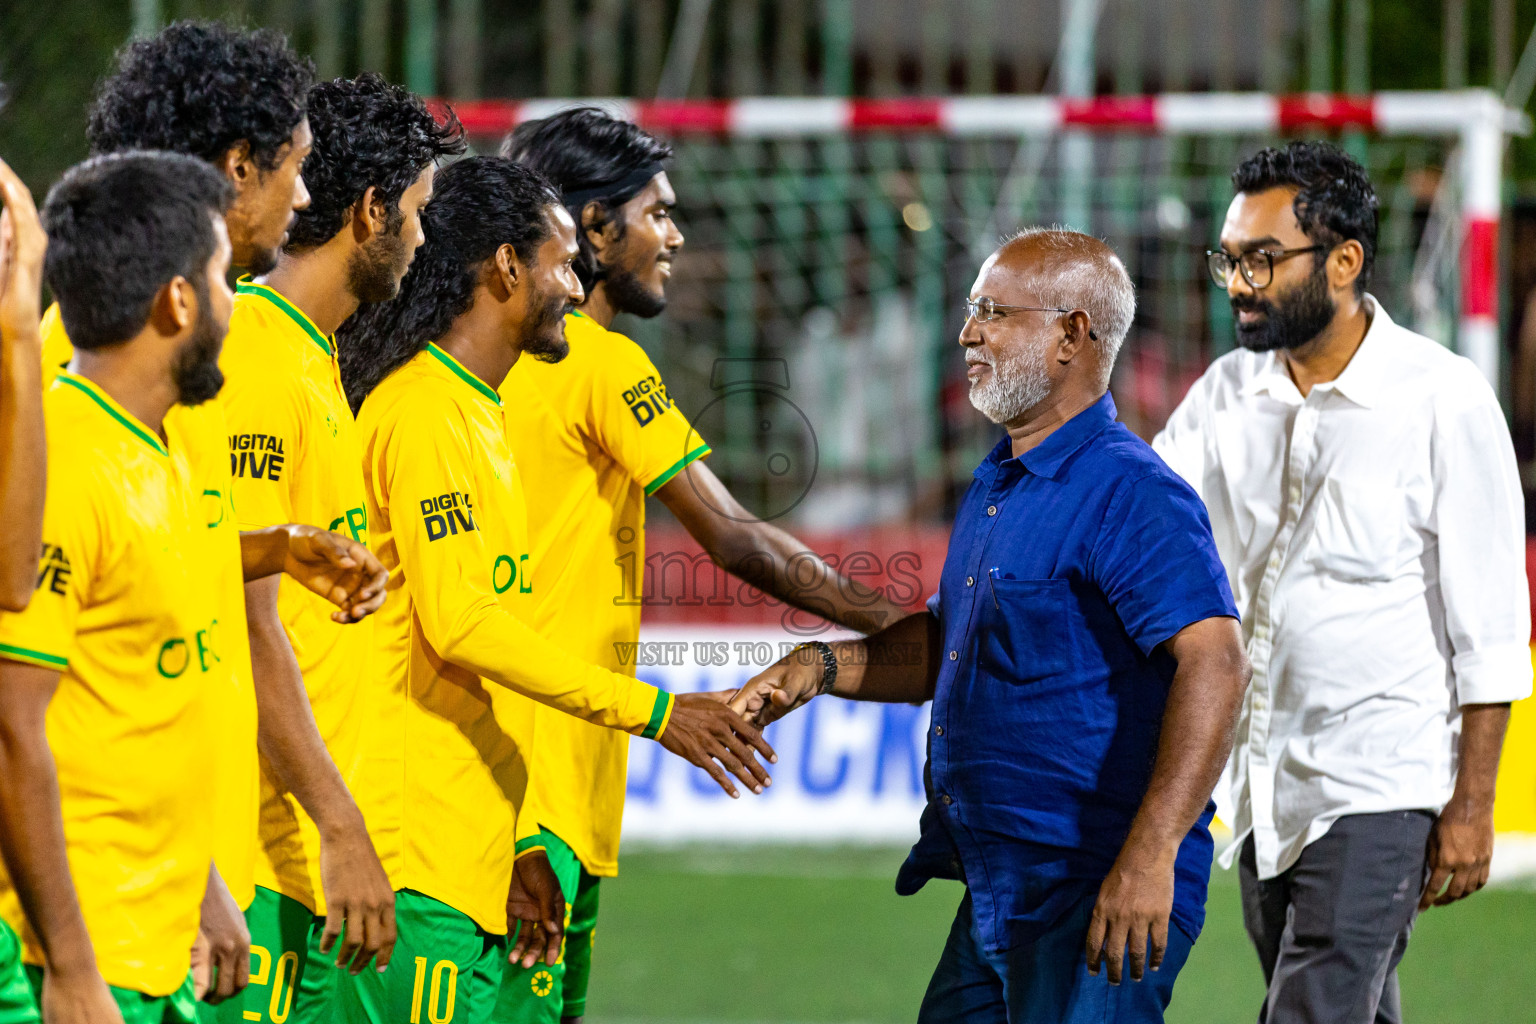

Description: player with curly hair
[205,72,465,1024]
[0,149,388,1024]
[26,22,388,1018]
[85,21,314,277]
[40,21,314,381]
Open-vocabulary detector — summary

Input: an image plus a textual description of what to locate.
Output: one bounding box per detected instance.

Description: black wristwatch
[801,640,838,695]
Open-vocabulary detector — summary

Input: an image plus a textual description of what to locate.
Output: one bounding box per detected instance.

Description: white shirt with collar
[1153,296,1533,880]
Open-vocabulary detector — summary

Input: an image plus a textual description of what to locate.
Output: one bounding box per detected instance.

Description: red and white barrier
[435,91,1528,385]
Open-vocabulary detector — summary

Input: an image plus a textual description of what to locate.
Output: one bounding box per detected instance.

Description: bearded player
[210,73,465,1024]
[0,151,385,1024]
[335,157,774,1024]
[39,22,394,1009]
[497,108,904,1024]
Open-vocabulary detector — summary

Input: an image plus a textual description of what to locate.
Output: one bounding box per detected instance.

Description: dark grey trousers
[1238,810,1434,1024]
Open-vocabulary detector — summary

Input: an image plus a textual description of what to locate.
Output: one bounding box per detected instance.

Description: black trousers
[1238,810,1434,1024]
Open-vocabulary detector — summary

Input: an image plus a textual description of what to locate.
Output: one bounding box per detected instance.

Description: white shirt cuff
[1453,644,1535,706]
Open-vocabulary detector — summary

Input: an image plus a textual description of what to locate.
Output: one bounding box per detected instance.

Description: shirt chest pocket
[1305,477,1404,582]
[976,578,1082,685]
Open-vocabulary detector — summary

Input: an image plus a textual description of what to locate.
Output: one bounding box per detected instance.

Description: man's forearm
[828,611,941,704]
[239,526,294,583]
[1449,703,1511,812]
[1120,626,1248,864]
[246,577,365,837]
[712,522,905,635]
[0,340,45,611]
[0,716,96,974]
[658,465,905,634]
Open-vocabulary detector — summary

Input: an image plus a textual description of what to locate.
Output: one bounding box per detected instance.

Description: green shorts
[23,964,197,1024]
[337,889,504,1024]
[493,831,602,1024]
[0,919,37,1024]
[198,885,334,1024]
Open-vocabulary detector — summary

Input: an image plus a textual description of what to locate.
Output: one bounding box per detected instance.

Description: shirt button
[987,505,998,516]
[966,576,975,587]
[948,650,958,661]
[935,725,944,736]
[941,794,953,805]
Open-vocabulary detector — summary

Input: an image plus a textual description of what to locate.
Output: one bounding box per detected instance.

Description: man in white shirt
[1154,140,1532,1024]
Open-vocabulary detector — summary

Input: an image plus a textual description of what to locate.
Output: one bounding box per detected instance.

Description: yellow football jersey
[218,279,374,914]
[499,311,709,875]
[0,372,219,995]
[38,306,260,911]
[353,343,674,933]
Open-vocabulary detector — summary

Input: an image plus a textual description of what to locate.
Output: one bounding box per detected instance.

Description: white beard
[968,342,1052,425]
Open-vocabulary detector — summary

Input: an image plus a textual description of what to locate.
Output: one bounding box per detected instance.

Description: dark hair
[339,157,562,410]
[500,106,671,289]
[1232,140,1379,297]
[286,73,466,251]
[42,152,233,351]
[88,21,314,171]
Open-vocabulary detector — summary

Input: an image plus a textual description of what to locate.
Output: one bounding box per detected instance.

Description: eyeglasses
[1205,245,1326,289]
[962,297,1098,340]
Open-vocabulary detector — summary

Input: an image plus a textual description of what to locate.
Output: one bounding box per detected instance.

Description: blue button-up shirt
[897,393,1238,954]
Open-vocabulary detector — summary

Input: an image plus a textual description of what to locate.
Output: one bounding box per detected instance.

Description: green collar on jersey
[55,371,168,456]
[425,343,502,406]
[236,277,334,357]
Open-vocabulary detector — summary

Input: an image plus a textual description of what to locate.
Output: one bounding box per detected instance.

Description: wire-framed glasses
[1205,245,1325,289]
[962,296,1099,340]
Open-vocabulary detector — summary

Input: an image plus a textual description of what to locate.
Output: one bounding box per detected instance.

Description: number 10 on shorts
[410,957,458,1024]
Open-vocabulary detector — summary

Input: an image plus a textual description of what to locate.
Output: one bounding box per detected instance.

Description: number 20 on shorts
[410,957,458,1024]
[243,945,299,1022]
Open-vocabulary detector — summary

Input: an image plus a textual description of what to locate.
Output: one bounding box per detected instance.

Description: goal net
[446,92,1524,527]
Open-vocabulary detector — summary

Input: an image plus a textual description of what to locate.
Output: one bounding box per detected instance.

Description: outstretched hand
[281,525,389,623]
[507,850,565,970]
[728,647,827,728]
[658,693,778,798]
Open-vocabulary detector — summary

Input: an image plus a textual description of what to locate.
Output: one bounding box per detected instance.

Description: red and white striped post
[436,91,1529,384]
[1443,96,1508,386]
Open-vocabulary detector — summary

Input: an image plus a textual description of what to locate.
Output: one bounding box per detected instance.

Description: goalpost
[441,91,1528,521]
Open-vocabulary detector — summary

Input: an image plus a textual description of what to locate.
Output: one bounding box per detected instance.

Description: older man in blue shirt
[734,229,1249,1023]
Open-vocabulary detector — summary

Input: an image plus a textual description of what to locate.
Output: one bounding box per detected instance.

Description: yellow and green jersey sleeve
[0,372,217,996]
[218,279,375,915]
[498,311,703,876]
[570,310,710,494]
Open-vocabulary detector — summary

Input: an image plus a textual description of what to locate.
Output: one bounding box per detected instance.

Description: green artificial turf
[584,844,1536,1023]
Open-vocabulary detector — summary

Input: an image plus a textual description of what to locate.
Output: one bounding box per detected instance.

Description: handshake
[725,640,838,728]
[658,640,841,802]
[507,641,840,970]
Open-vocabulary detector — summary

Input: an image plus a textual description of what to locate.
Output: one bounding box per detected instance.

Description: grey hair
[1000,226,1135,375]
